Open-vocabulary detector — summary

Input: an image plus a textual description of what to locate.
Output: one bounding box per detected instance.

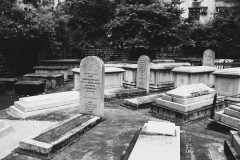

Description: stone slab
[230,130,240,156]
[105,67,125,73]
[172,66,217,73]
[150,63,190,70]
[0,124,12,139]
[151,101,224,122]
[123,94,163,108]
[19,91,78,104]
[142,121,176,136]
[214,111,240,129]
[229,104,240,112]
[8,103,79,119]
[224,140,240,160]
[224,108,240,119]
[165,83,215,99]
[213,67,240,77]
[155,97,214,112]
[128,126,180,160]
[19,115,101,156]
[163,93,215,105]
[34,66,69,70]
[203,49,215,67]
[0,78,17,90]
[15,97,79,112]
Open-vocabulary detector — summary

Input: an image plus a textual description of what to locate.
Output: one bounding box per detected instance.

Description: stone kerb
[79,56,105,117]
[203,49,215,67]
[136,55,150,94]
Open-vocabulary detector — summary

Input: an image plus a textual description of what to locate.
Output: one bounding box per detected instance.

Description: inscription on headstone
[79,56,104,117]
[136,55,150,94]
[203,49,215,67]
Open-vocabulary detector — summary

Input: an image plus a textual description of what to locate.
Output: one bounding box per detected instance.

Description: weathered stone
[224,108,240,119]
[136,55,150,94]
[214,111,240,129]
[203,49,215,67]
[0,78,17,90]
[79,56,105,117]
[0,121,12,139]
[213,67,240,96]
[34,66,69,80]
[172,66,217,87]
[142,121,176,136]
[128,125,180,160]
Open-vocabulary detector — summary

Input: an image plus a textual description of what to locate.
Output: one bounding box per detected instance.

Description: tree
[105,1,183,51]
[64,0,115,49]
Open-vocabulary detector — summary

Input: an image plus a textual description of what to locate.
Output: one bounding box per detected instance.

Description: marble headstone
[136,55,150,94]
[79,56,104,117]
[203,49,215,67]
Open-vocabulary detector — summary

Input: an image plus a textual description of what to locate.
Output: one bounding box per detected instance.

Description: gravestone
[136,55,150,94]
[203,49,215,67]
[79,56,105,117]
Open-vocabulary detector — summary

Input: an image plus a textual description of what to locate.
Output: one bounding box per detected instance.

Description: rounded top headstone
[203,49,215,67]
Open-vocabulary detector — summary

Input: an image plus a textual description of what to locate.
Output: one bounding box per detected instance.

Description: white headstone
[203,49,215,67]
[136,55,150,94]
[79,56,104,117]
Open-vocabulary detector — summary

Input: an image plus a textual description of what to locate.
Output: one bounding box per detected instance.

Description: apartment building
[180,0,236,23]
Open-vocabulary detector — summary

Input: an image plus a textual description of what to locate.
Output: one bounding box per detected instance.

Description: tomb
[224,123,240,160]
[0,120,12,139]
[213,102,240,130]
[213,67,240,97]
[33,66,69,81]
[123,121,180,160]
[150,83,223,122]
[14,81,45,96]
[8,91,79,119]
[38,59,81,78]
[71,67,125,90]
[23,73,64,89]
[19,114,101,158]
[172,66,217,88]
[150,63,190,91]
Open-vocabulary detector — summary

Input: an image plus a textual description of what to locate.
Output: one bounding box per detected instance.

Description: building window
[189,8,200,20]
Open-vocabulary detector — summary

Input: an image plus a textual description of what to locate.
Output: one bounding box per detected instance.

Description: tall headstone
[136,55,150,94]
[79,56,105,117]
[203,49,215,67]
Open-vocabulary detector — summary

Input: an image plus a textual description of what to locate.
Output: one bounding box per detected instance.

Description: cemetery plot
[9,91,79,119]
[172,66,217,88]
[34,66,69,81]
[19,114,102,158]
[150,84,224,122]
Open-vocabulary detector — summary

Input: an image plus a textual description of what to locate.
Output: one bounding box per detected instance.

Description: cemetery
[1,0,240,159]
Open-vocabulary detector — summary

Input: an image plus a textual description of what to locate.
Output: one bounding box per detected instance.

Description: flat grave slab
[19,114,102,158]
[34,66,69,80]
[127,121,180,160]
[0,120,12,139]
[0,78,18,90]
[213,111,240,129]
[122,94,163,109]
[8,91,79,119]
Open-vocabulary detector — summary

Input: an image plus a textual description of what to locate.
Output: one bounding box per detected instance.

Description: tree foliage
[64,0,115,49]
[105,1,182,51]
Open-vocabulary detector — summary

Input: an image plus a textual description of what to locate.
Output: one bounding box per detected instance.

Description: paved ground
[0,81,231,160]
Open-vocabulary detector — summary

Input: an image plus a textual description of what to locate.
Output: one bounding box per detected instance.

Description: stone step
[0,123,12,139]
[9,103,79,119]
[19,91,78,104]
[14,81,45,96]
[214,111,240,129]
[229,104,240,112]
[155,97,214,112]
[15,97,79,112]
[123,94,163,109]
[224,108,240,119]
[230,130,240,156]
